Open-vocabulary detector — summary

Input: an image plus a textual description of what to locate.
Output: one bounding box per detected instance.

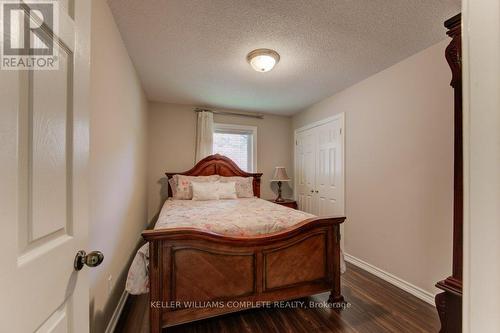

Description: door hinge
[340,128,342,135]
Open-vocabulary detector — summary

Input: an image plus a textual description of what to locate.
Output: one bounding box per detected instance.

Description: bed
[135,154,346,333]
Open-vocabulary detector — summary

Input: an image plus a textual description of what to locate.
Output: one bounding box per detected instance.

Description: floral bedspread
[154,197,315,236]
[126,198,345,294]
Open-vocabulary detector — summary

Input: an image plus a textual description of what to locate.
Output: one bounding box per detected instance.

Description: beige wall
[89,1,148,332]
[293,40,454,294]
[147,102,293,219]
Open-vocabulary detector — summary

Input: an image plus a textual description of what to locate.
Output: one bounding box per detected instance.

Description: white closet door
[295,129,316,214]
[315,120,344,216]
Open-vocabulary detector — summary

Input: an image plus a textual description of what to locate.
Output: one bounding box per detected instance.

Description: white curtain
[195,111,214,162]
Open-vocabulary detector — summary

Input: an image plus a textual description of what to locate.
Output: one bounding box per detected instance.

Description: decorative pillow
[168,178,177,197]
[219,176,254,198]
[217,181,237,199]
[173,175,220,200]
[191,181,220,201]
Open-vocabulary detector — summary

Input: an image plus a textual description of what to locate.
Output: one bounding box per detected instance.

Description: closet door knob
[310,190,314,193]
[315,190,319,193]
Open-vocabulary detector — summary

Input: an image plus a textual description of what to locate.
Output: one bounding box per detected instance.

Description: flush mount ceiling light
[246,48,280,72]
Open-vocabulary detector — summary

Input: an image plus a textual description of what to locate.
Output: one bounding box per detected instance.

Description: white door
[295,114,345,222]
[295,129,316,214]
[315,120,344,216]
[0,1,92,332]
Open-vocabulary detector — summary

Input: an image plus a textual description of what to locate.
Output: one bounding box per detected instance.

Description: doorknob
[310,190,314,193]
[74,250,104,271]
[315,190,319,193]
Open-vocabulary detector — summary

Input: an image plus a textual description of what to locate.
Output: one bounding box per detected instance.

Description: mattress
[126,198,345,294]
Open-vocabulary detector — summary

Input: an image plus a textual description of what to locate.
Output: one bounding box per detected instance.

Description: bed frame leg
[328,292,345,304]
[150,308,162,333]
[327,265,345,305]
[328,225,345,308]
[149,240,163,333]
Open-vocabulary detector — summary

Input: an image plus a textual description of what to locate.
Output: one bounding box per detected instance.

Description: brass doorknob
[74,250,104,271]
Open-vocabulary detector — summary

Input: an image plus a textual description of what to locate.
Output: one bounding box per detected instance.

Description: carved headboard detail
[165,154,263,198]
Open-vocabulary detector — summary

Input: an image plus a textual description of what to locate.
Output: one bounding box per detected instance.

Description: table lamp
[271,167,290,202]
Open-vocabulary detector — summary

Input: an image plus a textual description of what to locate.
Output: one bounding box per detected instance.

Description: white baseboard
[344,253,435,305]
[105,290,129,333]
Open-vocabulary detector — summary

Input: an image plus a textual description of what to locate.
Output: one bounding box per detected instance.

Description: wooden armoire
[435,13,462,333]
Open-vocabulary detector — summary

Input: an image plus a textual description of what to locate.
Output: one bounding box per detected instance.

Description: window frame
[213,123,258,172]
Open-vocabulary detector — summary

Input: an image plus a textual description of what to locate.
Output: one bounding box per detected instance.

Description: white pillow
[217,182,237,199]
[219,176,254,198]
[191,181,220,201]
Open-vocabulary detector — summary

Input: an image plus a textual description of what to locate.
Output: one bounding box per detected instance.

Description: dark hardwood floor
[115,263,439,333]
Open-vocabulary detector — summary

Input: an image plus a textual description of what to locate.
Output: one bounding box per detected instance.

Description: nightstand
[267,199,298,209]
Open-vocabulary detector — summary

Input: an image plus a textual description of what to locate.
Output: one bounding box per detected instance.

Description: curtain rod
[194,108,264,119]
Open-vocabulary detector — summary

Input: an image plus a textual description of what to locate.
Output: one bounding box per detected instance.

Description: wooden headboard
[165,154,263,198]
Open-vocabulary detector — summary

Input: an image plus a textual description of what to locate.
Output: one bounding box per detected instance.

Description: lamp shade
[271,167,290,182]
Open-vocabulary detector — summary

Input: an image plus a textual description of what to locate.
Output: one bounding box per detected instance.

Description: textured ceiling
[107,0,460,115]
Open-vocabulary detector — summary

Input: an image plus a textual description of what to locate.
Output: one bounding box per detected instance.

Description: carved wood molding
[435,13,463,333]
[444,14,462,88]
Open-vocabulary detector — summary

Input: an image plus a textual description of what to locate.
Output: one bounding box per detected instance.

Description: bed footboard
[142,216,345,333]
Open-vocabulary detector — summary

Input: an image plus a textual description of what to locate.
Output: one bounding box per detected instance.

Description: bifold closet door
[296,129,316,214]
[316,121,344,216]
[295,116,344,217]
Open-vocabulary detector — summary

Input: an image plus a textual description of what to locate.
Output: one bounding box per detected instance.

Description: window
[213,123,257,172]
